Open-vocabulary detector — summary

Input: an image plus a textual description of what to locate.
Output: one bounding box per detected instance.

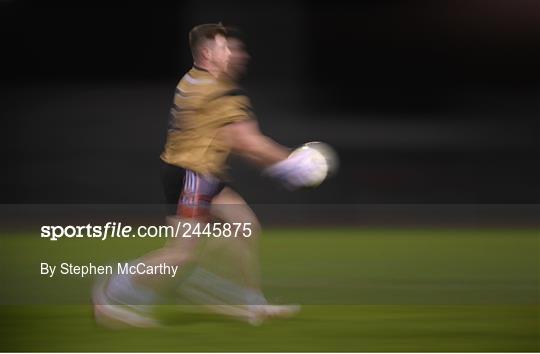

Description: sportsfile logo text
[41,222,253,241]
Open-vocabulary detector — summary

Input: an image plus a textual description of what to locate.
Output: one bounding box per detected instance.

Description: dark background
[2,0,539,204]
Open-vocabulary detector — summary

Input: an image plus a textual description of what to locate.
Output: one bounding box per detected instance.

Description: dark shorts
[160,160,226,218]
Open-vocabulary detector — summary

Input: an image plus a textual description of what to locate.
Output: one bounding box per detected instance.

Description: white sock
[178,266,267,305]
[107,271,160,306]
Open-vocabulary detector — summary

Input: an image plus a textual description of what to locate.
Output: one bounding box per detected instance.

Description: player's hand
[263,144,330,190]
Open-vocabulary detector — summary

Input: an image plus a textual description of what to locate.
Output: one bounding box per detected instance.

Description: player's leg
[170,186,262,322]
[210,187,262,292]
[126,168,220,290]
[195,187,299,323]
[93,163,217,327]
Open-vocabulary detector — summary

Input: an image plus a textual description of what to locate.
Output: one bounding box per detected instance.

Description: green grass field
[1,228,538,352]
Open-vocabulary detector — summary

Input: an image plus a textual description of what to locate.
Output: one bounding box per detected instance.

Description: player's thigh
[165,170,230,249]
[211,187,261,232]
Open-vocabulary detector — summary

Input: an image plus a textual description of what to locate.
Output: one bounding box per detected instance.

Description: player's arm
[220,119,289,167]
[220,120,325,189]
[213,90,327,189]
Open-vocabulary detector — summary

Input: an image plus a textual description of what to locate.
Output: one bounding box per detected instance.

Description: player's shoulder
[176,67,220,97]
[175,67,251,112]
[177,67,248,97]
[209,78,249,102]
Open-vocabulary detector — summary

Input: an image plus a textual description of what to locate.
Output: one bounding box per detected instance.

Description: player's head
[225,27,250,80]
[189,23,230,74]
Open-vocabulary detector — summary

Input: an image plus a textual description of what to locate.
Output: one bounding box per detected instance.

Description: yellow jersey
[160,66,254,177]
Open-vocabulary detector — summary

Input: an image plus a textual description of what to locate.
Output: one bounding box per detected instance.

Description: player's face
[226,38,250,79]
[209,34,231,74]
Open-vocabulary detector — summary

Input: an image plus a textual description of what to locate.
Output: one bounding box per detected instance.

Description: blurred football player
[93,23,323,327]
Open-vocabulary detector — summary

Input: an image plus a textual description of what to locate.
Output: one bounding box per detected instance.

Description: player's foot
[175,303,262,325]
[174,303,299,326]
[175,267,300,325]
[202,304,301,326]
[248,304,301,321]
[92,276,160,329]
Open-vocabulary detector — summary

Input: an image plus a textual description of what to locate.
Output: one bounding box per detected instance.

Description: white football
[304,141,339,176]
[289,141,338,187]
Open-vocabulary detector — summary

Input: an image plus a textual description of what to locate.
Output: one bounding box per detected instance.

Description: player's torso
[160,67,242,177]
